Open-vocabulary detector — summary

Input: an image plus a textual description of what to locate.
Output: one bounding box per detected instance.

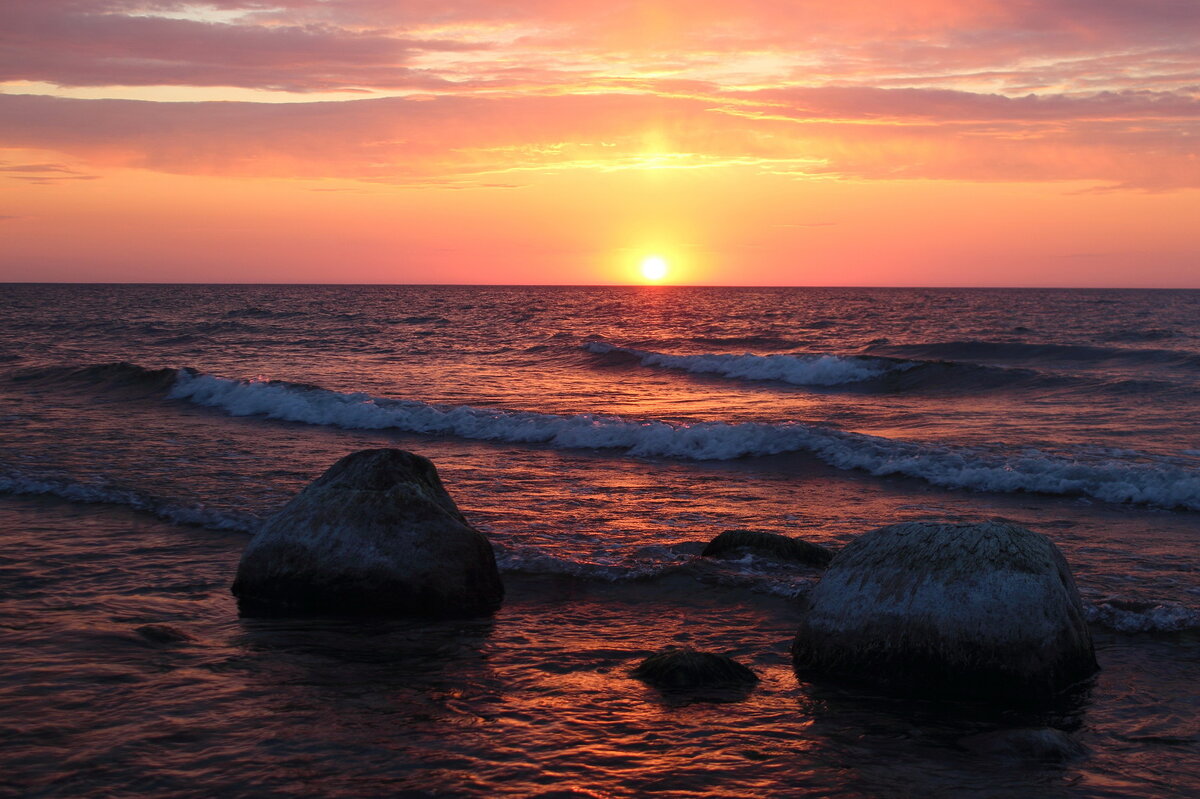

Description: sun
[640,255,669,282]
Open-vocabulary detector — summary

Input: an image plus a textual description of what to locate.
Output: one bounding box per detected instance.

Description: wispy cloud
[0,161,98,184]
[2,86,1196,188]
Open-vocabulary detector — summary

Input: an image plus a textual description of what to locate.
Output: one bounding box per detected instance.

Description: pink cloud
[2,1,1197,190]
[0,160,98,184]
[5,0,1200,94]
[1,87,1196,189]
[1,1,484,90]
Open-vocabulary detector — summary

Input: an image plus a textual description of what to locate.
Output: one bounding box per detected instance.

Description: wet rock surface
[701,529,833,567]
[632,646,759,691]
[233,449,503,617]
[792,521,1097,701]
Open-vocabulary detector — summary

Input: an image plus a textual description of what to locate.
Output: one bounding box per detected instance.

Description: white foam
[169,370,1200,511]
[1087,599,1200,633]
[582,341,910,386]
[0,473,258,532]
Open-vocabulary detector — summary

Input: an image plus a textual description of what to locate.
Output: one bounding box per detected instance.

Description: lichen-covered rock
[632,647,759,690]
[791,521,1097,701]
[232,449,503,617]
[702,529,833,567]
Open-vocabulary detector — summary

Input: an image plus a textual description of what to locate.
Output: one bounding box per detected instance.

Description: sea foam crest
[582,341,910,386]
[0,472,259,532]
[169,370,1200,510]
[1086,598,1200,633]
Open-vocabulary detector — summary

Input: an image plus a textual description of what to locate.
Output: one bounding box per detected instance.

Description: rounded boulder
[232,449,503,617]
[791,521,1097,701]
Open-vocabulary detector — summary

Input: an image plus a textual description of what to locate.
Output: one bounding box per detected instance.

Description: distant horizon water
[7,281,1200,290]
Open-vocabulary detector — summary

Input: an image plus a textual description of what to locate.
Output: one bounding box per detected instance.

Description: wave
[0,471,259,532]
[495,543,684,581]
[1086,597,1200,633]
[582,341,910,386]
[11,361,183,395]
[495,541,817,598]
[4,457,1194,617]
[1102,328,1180,343]
[167,368,1200,511]
[578,341,1163,396]
[866,340,1200,369]
[687,335,813,350]
[223,307,305,320]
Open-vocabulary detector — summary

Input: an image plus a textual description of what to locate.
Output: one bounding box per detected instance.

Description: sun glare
[640,255,669,282]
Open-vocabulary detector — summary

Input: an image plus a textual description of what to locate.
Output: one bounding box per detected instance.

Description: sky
[1,0,1198,286]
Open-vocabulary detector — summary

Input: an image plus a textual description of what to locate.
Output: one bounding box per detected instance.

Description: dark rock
[702,529,833,567]
[232,449,503,617]
[960,728,1087,762]
[791,521,1097,701]
[135,624,192,645]
[632,647,759,690]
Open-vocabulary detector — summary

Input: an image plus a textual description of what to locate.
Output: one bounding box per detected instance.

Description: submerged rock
[135,624,192,645]
[232,449,503,617]
[960,727,1087,762]
[702,529,833,568]
[791,521,1097,701]
[632,647,759,690]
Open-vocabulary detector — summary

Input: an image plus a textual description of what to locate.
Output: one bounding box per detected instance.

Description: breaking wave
[168,368,1200,511]
[581,341,909,386]
[580,341,1195,397]
[1086,597,1200,633]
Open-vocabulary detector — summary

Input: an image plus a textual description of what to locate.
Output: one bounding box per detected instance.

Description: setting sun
[640,255,669,282]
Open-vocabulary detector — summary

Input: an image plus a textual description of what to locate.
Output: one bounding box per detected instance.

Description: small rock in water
[960,728,1087,762]
[135,624,192,645]
[632,647,759,691]
[702,529,833,567]
[791,521,1097,702]
[232,448,503,617]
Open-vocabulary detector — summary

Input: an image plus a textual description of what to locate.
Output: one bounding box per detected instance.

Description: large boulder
[232,449,503,617]
[791,521,1097,701]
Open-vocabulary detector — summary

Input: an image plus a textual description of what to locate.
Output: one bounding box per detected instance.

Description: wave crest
[1087,597,1200,633]
[169,368,1200,511]
[12,361,181,394]
[581,341,908,386]
[0,471,258,532]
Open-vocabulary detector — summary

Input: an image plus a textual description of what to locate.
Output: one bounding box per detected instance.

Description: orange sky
[1,0,1198,286]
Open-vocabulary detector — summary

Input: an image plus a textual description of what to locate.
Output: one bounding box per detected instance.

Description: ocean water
[1,283,1197,797]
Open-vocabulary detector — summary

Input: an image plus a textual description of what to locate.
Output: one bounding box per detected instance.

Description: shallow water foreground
[2,497,1196,798]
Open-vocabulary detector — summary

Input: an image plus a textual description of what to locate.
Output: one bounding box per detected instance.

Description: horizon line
[2,281,1199,291]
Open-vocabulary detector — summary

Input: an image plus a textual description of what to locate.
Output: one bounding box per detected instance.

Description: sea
[1,284,1197,798]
